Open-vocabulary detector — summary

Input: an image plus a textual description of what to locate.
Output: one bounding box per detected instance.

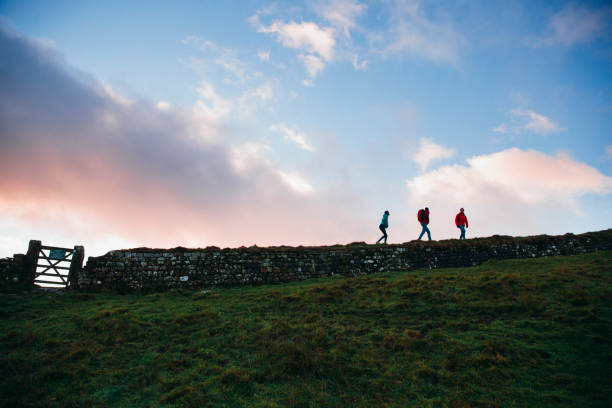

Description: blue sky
[1,0,611,257]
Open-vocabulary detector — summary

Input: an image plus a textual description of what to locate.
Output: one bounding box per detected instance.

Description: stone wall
[79,229,612,292]
[0,255,25,285]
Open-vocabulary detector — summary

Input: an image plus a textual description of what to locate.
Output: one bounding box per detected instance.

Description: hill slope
[1,252,611,407]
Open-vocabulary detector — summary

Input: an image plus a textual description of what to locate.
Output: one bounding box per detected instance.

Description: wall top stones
[101,230,611,254]
[79,229,612,293]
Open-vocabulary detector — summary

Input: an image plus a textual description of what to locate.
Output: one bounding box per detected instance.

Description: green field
[1,251,611,407]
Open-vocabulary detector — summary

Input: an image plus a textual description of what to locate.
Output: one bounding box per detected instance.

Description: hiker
[376,210,390,244]
[417,207,431,241]
[455,208,469,240]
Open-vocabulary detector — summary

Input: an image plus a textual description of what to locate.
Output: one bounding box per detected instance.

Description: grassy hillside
[1,251,611,407]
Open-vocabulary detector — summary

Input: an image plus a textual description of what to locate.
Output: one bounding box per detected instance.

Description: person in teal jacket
[376,210,390,244]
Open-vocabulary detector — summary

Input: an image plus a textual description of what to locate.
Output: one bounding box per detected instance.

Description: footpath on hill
[1,251,611,407]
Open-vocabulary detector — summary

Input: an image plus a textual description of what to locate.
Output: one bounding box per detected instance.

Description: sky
[1,0,611,258]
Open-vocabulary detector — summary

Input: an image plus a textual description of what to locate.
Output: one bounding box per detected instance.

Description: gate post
[69,246,84,289]
[23,240,41,286]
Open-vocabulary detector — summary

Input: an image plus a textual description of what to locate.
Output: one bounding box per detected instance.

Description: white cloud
[181,35,206,48]
[241,82,274,103]
[257,50,270,61]
[492,123,508,134]
[102,84,132,106]
[406,148,612,238]
[533,3,611,47]
[519,110,564,135]
[193,81,275,128]
[255,82,274,101]
[278,170,314,194]
[245,3,278,26]
[249,15,338,80]
[194,82,232,122]
[217,58,249,83]
[269,122,316,152]
[256,20,336,61]
[299,53,326,77]
[183,36,254,84]
[230,143,273,175]
[377,0,463,64]
[181,36,218,52]
[495,109,565,136]
[410,138,455,171]
[156,101,171,111]
[182,35,276,122]
[350,54,368,70]
[249,2,371,80]
[606,145,612,160]
[314,0,366,38]
[312,1,368,72]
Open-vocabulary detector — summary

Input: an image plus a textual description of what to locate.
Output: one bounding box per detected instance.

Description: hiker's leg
[461,225,466,239]
[426,226,431,241]
[418,223,426,240]
[377,226,384,243]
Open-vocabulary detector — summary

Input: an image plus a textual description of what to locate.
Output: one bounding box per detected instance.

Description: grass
[1,251,611,407]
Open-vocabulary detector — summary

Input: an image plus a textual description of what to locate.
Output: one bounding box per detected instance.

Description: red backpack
[417,209,425,222]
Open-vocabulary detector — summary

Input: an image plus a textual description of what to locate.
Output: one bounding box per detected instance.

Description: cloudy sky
[1,0,611,257]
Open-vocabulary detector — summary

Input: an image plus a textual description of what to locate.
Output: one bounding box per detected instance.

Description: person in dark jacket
[417,207,431,240]
[376,210,390,244]
[455,208,468,239]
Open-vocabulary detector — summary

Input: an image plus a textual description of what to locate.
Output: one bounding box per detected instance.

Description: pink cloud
[406,148,612,239]
[0,25,365,256]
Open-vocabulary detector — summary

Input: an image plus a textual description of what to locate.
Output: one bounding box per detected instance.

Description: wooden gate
[24,240,84,288]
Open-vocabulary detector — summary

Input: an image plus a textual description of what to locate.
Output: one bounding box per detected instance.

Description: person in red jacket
[417,207,431,240]
[455,208,468,240]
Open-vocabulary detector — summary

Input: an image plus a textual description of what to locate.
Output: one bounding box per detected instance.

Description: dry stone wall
[79,229,612,292]
[0,255,24,285]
